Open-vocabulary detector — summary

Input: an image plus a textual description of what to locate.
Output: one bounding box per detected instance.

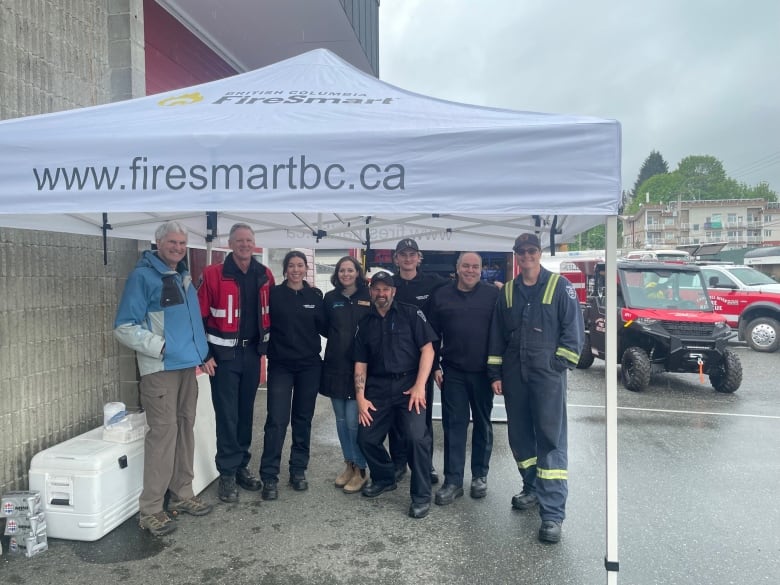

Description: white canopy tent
[0,49,619,251]
[0,49,622,581]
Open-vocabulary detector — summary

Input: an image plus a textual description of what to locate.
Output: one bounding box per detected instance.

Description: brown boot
[343,466,368,494]
[335,462,354,487]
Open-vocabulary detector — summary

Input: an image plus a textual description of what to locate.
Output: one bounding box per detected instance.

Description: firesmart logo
[157,92,204,107]
[213,90,395,106]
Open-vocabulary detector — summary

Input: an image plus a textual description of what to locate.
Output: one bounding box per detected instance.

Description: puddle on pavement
[67,516,168,563]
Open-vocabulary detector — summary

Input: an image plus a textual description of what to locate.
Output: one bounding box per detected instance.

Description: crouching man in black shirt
[353,271,438,519]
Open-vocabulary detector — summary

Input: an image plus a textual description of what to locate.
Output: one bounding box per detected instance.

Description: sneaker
[169,495,212,516]
[511,490,538,510]
[139,511,177,536]
[218,475,239,503]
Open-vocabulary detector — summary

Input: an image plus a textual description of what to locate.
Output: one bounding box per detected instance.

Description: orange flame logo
[158,92,204,106]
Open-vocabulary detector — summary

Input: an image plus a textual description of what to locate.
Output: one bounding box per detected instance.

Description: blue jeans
[331,398,366,469]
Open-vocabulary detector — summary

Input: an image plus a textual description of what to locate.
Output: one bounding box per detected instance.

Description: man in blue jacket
[487,233,584,544]
[115,221,215,536]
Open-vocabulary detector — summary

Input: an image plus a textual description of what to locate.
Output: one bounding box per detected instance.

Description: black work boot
[218,475,239,503]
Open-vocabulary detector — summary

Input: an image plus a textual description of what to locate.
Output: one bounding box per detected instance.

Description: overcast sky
[379,0,780,196]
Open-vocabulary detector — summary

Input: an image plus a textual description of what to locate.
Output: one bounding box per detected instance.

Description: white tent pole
[604,215,619,583]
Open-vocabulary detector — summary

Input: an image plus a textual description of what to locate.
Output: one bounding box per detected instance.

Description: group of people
[113,222,584,544]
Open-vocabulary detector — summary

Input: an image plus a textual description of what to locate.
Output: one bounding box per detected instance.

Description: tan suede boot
[335,462,354,487]
[343,466,368,494]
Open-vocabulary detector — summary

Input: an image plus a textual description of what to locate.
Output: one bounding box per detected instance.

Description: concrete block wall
[0,0,112,118]
[0,229,141,492]
[0,0,146,491]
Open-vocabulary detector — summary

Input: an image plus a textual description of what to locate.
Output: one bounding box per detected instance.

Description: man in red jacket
[198,223,275,503]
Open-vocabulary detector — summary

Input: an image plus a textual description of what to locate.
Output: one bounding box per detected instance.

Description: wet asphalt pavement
[1,342,778,584]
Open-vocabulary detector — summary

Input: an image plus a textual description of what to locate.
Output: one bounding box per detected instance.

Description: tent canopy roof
[0,49,621,249]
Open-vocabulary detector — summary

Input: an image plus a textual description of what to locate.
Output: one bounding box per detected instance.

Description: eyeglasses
[515,247,539,256]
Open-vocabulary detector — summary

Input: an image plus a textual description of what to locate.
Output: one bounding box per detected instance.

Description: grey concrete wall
[0,0,111,118]
[0,229,142,492]
[0,0,146,491]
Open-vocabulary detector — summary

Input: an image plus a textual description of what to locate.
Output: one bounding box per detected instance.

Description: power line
[730,152,780,180]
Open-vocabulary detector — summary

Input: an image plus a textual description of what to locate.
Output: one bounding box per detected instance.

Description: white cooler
[28,374,219,541]
[29,427,144,541]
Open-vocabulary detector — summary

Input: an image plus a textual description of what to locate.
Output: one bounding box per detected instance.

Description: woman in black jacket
[259,251,326,500]
[320,256,372,494]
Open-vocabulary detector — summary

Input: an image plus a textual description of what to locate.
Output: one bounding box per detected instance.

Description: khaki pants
[138,368,198,515]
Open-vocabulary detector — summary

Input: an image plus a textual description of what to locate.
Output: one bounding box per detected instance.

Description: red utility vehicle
[567,260,742,393]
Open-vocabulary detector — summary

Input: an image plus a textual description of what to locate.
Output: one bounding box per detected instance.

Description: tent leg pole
[604,215,619,583]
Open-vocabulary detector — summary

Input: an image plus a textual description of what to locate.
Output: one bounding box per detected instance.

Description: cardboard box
[3,511,46,536]
[8,532,48,557]
[1,491,42,518]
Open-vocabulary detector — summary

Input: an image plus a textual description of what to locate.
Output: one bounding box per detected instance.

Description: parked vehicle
[570,260,742,393]
[622,249,691,263]
[697,264,780,353]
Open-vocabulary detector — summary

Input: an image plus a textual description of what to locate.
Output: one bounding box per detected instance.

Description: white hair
[155,221,188,242]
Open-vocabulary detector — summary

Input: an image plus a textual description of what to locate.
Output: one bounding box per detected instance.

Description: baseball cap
[370,271,395,287]
[395,238,420,253]
[513,233,541,252]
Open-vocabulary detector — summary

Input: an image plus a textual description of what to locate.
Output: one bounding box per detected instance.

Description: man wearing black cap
[391,238,449,484]
[487,233,584,544]
[353,271,438,518]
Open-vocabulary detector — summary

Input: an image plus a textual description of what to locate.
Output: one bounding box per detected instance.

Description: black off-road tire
[709,348,742,393]
[576,334,595,369]
[620,346,651,392]
[745,317,780,353]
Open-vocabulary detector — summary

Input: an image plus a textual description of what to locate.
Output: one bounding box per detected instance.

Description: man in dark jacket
[198,223,274,503]
[392,238,449,484]
[487,233,584,544]
[429,252,499,505]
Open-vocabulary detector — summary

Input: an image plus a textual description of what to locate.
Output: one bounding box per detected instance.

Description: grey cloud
[380,0,780,192]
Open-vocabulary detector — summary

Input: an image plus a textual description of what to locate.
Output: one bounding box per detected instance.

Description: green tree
[567,224,604,251]
[630,154,777,212]
[744,181,777,201]
[632,150,669,199]
[577,154,777,250]
[627,173,681,213]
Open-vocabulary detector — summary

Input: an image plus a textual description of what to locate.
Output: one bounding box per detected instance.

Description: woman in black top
[320,256,372,493]
[259,251,325,499]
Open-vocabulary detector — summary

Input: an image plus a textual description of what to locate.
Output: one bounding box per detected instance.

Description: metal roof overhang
[155,0,374,74]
